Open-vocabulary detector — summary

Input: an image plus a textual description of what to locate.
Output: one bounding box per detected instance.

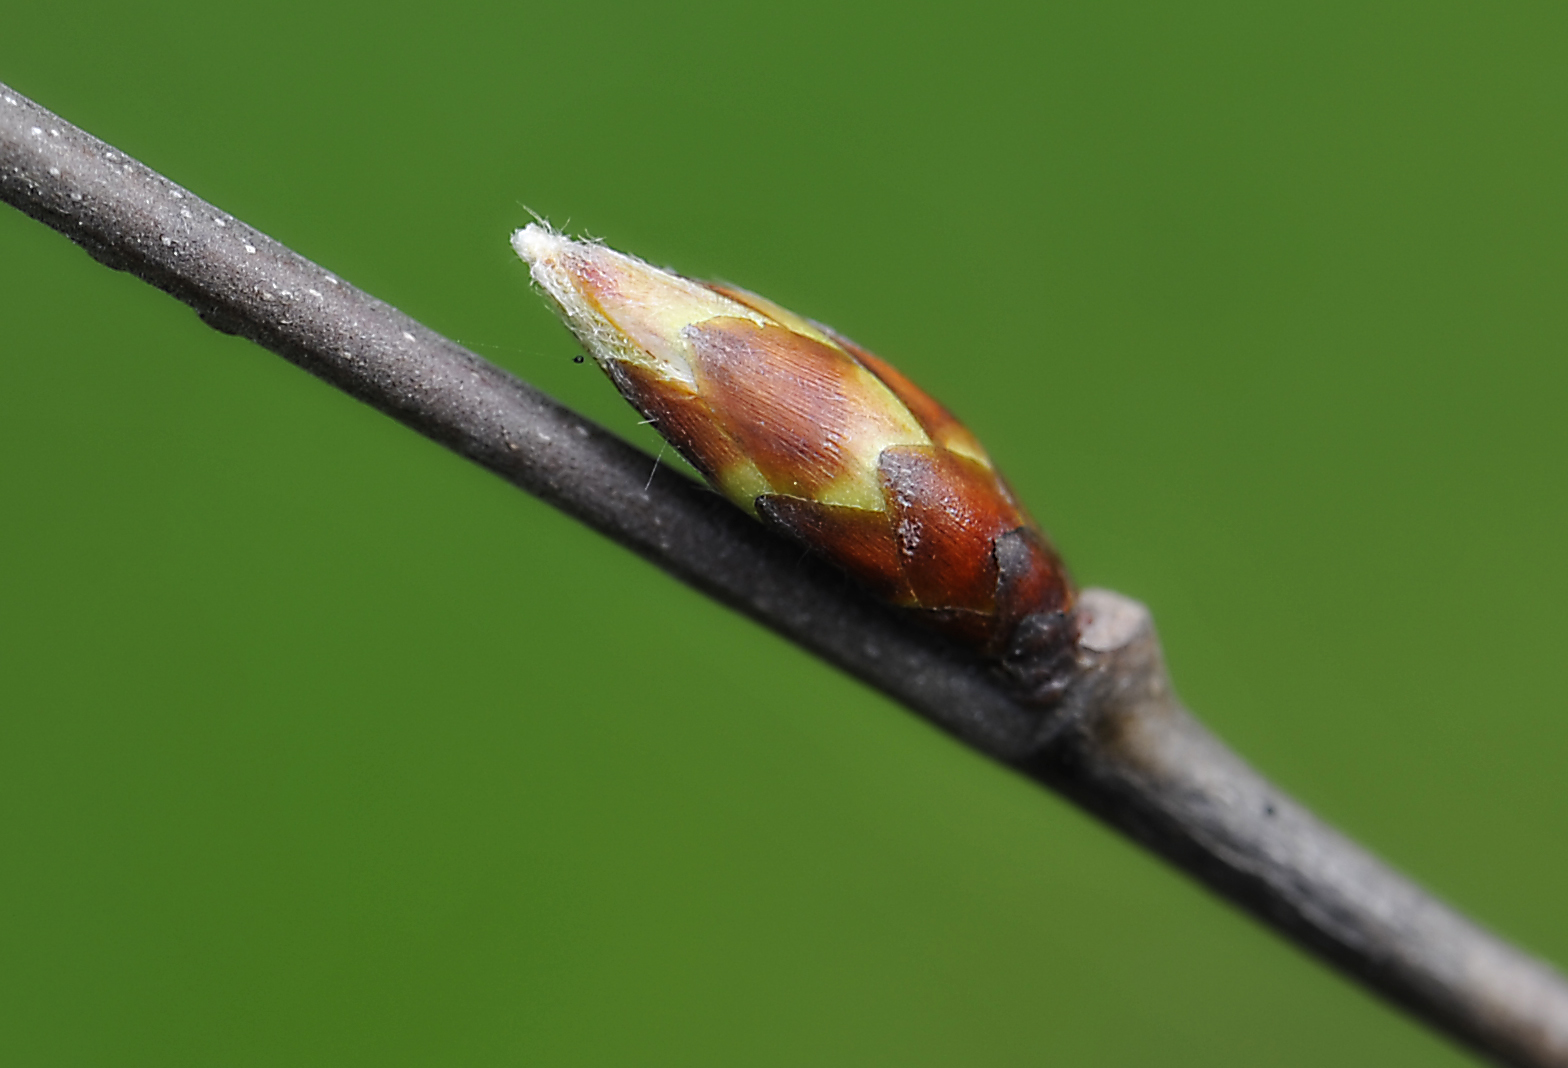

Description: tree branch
[3,82,1565,1068]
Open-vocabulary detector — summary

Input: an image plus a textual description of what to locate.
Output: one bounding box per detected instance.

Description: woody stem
[3,82,1566,1068]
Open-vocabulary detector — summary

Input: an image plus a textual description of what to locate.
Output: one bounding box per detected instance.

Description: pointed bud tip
[511,222,568,267]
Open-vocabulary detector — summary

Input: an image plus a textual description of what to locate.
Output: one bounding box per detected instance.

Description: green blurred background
[2,2,1564,1064]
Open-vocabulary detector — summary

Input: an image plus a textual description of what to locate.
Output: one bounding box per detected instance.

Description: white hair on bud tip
[512,222,774,390]
[510,222,564,266]
[510,222,645,376]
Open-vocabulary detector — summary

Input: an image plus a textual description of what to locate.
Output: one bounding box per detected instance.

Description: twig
[3,82,1565,1068]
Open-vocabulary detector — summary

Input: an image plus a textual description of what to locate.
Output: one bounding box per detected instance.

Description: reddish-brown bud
[514,225,1076,702]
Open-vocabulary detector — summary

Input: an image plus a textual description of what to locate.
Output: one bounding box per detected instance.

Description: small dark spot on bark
[194,302,245,336]
[1264,802,1277,818]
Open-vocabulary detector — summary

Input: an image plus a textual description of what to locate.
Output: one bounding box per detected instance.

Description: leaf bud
[514,224,1076,702]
